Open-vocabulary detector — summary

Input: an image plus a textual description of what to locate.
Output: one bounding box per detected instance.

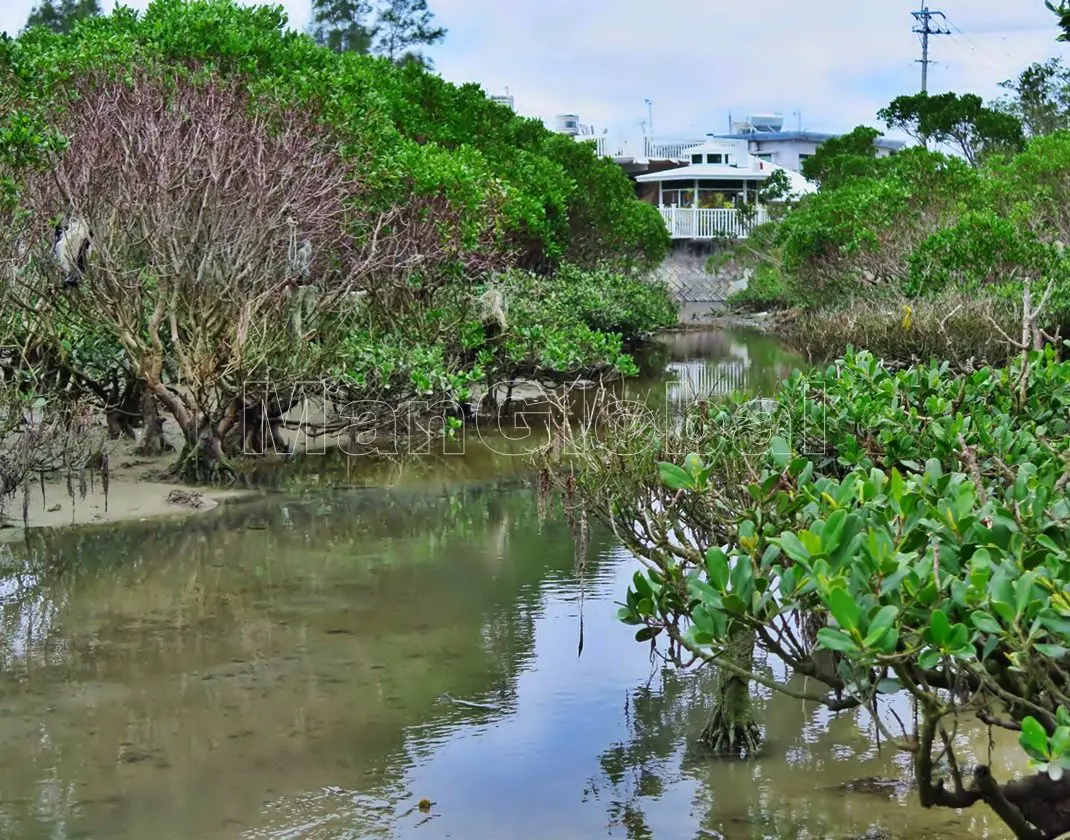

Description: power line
[921,13,1023,92]
[944,17,1010,71]
[912,3,951,93]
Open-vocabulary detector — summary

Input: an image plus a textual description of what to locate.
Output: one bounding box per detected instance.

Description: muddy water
[0,330,1020,839]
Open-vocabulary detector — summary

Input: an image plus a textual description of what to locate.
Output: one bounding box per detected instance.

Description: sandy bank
[0,434,256,536]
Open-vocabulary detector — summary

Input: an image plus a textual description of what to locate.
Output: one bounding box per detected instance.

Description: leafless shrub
[783,291,1024,369]
[0,384,101,525]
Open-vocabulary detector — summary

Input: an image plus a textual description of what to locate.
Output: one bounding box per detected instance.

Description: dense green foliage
[738,128,1070,360]
[1,0,667,272]
[725,17,1070,363]
[489,266,676,377]
[777,147,982,304]
[799,125,885,191]
[331,266,676,407]
[0,0,674,483]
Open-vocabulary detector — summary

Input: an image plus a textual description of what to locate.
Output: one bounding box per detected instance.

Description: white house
[633,139,815,239]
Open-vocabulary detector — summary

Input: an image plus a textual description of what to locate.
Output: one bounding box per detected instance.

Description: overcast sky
[1,0,1065,148]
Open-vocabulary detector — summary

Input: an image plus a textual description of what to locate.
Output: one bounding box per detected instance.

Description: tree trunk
[105,399,138,440]
[98,380,141,440]
[229,397,292,456]
[699,628,762,759]
[134,389,171,456]
[172,428,233,484]
[998,770,1070,838]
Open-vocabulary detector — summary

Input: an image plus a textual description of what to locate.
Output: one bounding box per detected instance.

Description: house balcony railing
[658,206,770,239]
[573,135,733,160]
[643,136,709,160]
[575,134,622,157]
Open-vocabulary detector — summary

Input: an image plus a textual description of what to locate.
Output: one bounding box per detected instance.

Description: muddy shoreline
[0,434,257,536]
[1,317,798,535]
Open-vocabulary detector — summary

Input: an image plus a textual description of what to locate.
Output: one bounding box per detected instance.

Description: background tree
[800,125,885,190]
[309,0,373,55]
[1049,0,1070,41]
[372,0,445,66]
[878,92,1024,166]
[310,0,445,64]
[22,0,101,34]
[996,58,1070,137]
[0,0,672,484]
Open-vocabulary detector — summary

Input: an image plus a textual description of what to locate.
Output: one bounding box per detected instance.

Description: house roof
[635,155,818,196]
[710,130,906,150]
[634,163,770,183]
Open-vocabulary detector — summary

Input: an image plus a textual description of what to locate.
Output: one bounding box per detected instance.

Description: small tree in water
[538,389,788,758]
[543,341,1070,839]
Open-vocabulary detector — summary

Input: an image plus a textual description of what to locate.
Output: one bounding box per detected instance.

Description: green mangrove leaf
[1020,716,1051,761]
[658,462,695,492]
[817,627,860,653]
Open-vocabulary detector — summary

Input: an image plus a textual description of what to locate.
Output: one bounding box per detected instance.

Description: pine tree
[23,0,102,35]
[309,0,446,64]
[309,0,374,55]
[371,0,446,66]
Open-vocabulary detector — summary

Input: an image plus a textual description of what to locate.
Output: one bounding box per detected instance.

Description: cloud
[1,0,1065,149]
[429,0,1066,146]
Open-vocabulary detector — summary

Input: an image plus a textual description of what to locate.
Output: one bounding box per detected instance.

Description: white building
[709,113,905,173]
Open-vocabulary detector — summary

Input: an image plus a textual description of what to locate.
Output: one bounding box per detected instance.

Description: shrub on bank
[490,267,677,379]
[726,263,794,312]
[498,265,678,341]
[331,267,676,411]
[729,133,1070,361]
[784,292,1022,367]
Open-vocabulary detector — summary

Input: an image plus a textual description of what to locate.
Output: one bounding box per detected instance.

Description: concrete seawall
[651,241,753,320]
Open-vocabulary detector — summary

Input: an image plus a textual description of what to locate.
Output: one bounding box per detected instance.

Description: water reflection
[0,485,614,839]
[0,329,1013,840]
[586,656,1020,840]
[655,329,804,407]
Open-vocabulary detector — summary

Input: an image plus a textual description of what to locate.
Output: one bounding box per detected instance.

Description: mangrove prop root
[171,442,236,486]
[698,627,763,759]
[699,670,763,759]
[699,697,763,759]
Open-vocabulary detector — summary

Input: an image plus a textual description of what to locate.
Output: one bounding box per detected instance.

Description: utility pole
[644,99,653,136]
[912,2,949,93]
